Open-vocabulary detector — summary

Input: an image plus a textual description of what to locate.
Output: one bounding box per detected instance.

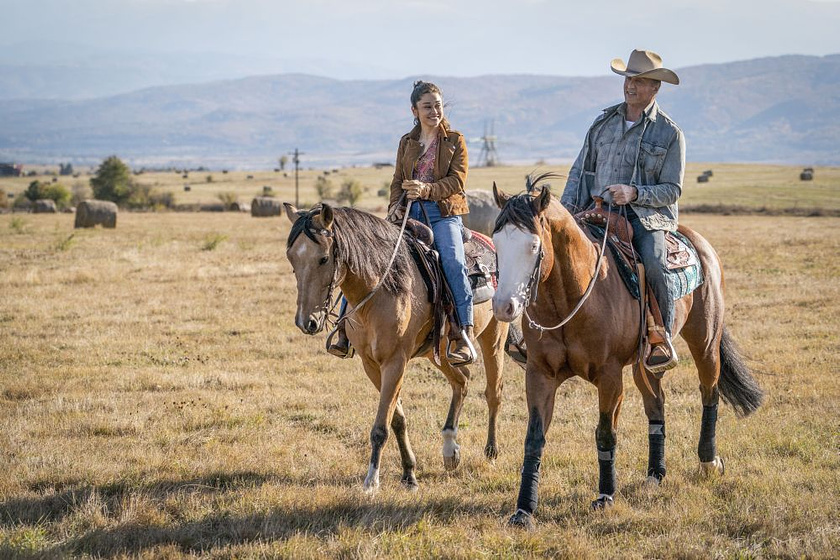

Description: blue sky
[4,0,840,78]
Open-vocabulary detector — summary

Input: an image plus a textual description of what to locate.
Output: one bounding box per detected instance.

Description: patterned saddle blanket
[581,216,704,301]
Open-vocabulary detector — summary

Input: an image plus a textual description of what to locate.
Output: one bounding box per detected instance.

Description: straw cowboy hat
[611,49,680,85]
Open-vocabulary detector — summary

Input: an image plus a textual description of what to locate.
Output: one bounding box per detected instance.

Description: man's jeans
[627,210,674,337]
[410,200,473,327]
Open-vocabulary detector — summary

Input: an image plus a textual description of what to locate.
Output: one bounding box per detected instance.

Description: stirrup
[325,324,354,359]
[446,327,476,367]
[645,337,677,376]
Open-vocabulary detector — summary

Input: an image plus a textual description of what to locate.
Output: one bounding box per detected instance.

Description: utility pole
[289,148,304,207]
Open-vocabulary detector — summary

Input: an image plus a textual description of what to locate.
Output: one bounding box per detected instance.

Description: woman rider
[328,80,475,366]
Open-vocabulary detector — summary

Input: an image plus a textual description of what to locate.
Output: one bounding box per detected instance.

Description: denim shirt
[562,100,686,231]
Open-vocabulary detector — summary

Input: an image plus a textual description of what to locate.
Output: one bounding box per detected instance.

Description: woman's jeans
[410,200,473,327]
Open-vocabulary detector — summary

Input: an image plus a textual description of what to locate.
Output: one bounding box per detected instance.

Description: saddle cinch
[575,200,702,354]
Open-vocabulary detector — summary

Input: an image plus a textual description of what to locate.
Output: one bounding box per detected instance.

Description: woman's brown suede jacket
[388,123,469,217]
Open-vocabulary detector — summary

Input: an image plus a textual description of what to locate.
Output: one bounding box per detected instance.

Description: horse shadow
[2,470,489,557]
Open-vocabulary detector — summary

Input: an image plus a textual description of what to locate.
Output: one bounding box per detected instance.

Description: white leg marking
[442,428,461,471]
[363,463,380,492]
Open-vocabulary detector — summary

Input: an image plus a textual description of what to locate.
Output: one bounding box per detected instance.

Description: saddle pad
[666,231,704,301]
[587,226,704,301]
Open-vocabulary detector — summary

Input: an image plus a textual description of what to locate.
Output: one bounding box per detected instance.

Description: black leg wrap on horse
[698,404,718,463]
[516,457,541,515]
[597,445,616,496]
[516,411,545,515]
[647,421,666,480]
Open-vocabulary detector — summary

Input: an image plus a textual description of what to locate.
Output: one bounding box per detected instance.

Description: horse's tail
[718,326,764,417]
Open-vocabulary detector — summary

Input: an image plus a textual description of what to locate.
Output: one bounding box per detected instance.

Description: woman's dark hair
[411,80,450,130]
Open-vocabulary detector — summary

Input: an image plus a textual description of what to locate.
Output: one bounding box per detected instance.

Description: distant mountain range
[1,53,838,167]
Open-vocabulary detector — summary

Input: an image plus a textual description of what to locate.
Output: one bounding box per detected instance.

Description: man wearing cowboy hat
[562,49,685,374]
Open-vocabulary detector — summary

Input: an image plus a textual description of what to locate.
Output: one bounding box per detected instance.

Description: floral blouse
[412,137,438,183]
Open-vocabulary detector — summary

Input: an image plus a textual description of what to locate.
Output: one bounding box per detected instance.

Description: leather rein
[521,202,612,334]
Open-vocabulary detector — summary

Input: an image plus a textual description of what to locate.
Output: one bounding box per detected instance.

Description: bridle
[288,214,341,329]
[519,203,612,334]
[294,199,414,331]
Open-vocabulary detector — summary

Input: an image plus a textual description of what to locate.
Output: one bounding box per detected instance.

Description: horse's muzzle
[492,294,523,323]
[296,312,326,335]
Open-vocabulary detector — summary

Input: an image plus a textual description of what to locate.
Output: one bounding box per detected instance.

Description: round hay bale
[462,189,500,236]
[800,171,813,181]
[75,199,118,228]
[250,196,282,217]
[703,169,713,177]
[33,199,58,213]
[697,174,709,183]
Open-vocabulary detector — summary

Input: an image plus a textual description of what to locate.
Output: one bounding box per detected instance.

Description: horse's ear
[492,182,509,209]
[283,203,301,224]
[534,185,552,214]
[320,203,335,230]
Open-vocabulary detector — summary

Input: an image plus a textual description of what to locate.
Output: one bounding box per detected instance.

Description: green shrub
[201,233,227,251]
[314,176,335,200]
[55,233,77,252]
[126,183,175,210]
[337,179,365,207]
[90,156,133,204]
[9,217,28,234]
[12,193,31,210]
[217,192,238,210]
[23,180,71,209]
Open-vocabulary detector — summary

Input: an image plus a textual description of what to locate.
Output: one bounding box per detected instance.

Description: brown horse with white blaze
[284,203,509,491]
[491,177,763,527]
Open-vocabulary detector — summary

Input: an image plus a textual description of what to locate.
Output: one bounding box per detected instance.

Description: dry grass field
[1,166,839,558]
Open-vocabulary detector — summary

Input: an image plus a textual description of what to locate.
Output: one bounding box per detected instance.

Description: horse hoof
[484,443,499,462]
[401,474,419,491]
[507,509,535,530]
[644,475,662,487]
[591,495,614,511]
[443,448,461,471]
[700,456,725,477]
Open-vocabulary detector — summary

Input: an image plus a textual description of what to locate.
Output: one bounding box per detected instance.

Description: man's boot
[326,321,353,359]
[643,285,677,376]
[447,325,476,367]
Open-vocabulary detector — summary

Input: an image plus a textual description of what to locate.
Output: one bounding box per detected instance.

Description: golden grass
[1,208,838,559]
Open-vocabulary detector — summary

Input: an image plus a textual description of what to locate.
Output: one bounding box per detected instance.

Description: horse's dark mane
[288,205,413,295]
[492,172,561,235]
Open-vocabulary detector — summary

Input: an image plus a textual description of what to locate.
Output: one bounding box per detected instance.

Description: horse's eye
[319,256,329,265]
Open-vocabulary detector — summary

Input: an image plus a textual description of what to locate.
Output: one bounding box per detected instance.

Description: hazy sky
[5,0,840,78]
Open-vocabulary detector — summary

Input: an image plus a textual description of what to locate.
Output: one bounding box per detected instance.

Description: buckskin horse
[284,203,509,491]
[491,176,763,527]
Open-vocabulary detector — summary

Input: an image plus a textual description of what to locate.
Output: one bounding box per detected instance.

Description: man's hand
[402,180,430,200]
[606,183,637,206]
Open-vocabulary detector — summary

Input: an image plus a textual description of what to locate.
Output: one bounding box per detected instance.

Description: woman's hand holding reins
[402,180,430,200]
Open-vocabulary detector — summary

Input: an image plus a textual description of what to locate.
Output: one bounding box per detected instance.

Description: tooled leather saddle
[575,199,701,349]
